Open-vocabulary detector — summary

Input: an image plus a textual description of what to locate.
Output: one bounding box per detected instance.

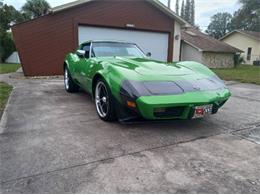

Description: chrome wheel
[64,68,69,90]
[64,66,79,93]
[95,81,109,118]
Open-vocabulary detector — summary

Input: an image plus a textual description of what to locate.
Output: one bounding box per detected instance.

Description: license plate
[193,104,213,119]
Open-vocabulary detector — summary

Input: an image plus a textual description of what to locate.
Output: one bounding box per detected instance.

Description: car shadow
[75,90,212,129]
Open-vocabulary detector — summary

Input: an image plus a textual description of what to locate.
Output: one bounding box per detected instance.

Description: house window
[247,47,252,61]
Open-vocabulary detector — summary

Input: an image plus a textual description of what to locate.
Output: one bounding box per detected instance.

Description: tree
[175,0,179,15]
[168,0,171,9]
[184,0,191,23]
[0,4,21,31]
[0,4,22,62]
[190,0,195,25]
[206,12,233,39]
[0,32,15,62]
[180,0,195,25]
[206,0,259,39]
[181,0,185,18]
[230,0,260,31]
[22,0,50,19]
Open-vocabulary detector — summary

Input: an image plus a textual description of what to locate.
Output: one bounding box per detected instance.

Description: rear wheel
[95,78,116,121]
[64,66,79,93]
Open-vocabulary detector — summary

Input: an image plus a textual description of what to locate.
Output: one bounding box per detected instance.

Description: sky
[2,0,241,31]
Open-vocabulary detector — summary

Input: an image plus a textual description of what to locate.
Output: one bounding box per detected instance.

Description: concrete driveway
[0,73,260,193]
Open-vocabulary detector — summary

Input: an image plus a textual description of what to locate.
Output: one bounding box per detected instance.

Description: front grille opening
[154,106,185,118]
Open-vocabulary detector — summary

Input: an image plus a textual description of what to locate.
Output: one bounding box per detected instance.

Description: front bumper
[135,88,231,120]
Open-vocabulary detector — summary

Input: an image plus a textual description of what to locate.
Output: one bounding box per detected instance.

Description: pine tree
[190,0,195,25]
[175,0,179,15]
[181,0,185,18]
[184,0,191,23]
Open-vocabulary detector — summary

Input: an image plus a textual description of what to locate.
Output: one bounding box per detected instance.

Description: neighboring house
[220,30,260,65]
[12,0,187,76]
[181,28,242,68]
[5,51,20,64]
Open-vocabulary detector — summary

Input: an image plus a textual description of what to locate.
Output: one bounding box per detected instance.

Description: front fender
[177,61,216,76]
[92,64,125,102]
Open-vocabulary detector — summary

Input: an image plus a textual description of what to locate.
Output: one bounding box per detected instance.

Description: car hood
[98,57,195,77]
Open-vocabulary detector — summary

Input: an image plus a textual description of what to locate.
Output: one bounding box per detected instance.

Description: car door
[77,43,93,91]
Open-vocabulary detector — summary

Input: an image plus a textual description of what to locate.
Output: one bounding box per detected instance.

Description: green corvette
[64,40,231,122]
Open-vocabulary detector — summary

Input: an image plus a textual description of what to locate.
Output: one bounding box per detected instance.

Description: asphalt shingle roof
[236,30,260,41]
[181,28,242,53]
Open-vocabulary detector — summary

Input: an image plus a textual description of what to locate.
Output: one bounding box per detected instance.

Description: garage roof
[182,28,243,53]
[50,0,188,26]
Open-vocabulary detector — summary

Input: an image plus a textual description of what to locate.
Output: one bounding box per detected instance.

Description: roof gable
[50,0,188,26]
[220,30,260,41]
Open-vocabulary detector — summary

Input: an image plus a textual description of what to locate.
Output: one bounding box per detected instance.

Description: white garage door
[78,26,169,62]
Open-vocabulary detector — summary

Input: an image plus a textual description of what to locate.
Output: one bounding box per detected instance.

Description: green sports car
[64,40,231,122]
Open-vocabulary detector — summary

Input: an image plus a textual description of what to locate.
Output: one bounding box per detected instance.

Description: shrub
[234,54,245,67]
[0,31,16,62]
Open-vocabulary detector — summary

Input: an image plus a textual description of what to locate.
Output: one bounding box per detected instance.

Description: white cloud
[194,0,240,30]
[3,0,240,30]
[165,0,240,30]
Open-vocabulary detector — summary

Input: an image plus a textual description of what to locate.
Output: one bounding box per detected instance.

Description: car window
[81,43,91,58]
[92,42,145,58]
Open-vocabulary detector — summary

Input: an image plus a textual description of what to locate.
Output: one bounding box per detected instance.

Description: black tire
[94,78,117,122]
[64,65,79,93]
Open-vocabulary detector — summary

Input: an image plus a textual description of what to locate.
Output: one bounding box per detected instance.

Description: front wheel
[64,66,79,93]
[95,79,116,121]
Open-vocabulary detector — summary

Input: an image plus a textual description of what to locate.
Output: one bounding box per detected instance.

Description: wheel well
[92,74,103,96]
[63,62,67,70]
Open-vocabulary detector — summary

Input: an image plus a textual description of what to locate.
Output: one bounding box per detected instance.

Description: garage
[78,26,169,61]
[12,0,187,76]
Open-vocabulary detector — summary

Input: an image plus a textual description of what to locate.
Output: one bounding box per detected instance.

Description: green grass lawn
[0,82,13,118]
[0,63,21,74]
[212,65,260,85]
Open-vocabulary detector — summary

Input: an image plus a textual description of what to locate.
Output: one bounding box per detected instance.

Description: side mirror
[146,52,152,57]
[76,50,86,58]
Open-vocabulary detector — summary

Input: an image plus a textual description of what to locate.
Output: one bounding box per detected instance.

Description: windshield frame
[90,41,146,58]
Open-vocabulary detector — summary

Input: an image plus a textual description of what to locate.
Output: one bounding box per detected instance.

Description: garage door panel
[78,26,168,62]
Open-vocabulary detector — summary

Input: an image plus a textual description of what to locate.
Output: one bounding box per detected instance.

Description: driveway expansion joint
[0,133,222,185]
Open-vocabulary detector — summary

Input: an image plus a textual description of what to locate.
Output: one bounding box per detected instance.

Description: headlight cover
[120,76,226,99]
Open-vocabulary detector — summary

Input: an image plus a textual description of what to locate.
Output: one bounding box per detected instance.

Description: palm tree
[181,0,185,18]
[168,0,171,9]
[176,0,179,15]
[22,0,50,19]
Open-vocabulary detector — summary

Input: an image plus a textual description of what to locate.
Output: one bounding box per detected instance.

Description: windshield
[91,42,145,58]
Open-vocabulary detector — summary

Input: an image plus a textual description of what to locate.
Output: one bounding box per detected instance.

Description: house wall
[12,1,177,76]
[221,32,260,65]
[181,42,203,63]
[202,52,234,68]
[173,21,181,61]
